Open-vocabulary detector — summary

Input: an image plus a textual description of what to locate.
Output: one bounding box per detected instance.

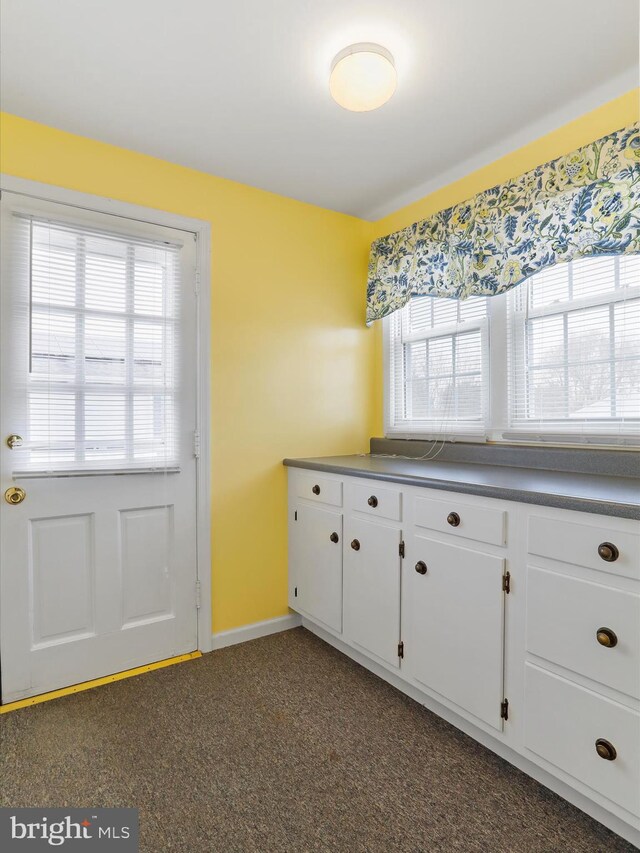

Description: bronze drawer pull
[312,484,321,495]
[329,532,339,544]
[596,627,617,648]
[367,495,378,508]
[595,739,617,761]
[597,542,619,562]
[350,539,360,551]
[447,512,460,527]
[415,561,427,575]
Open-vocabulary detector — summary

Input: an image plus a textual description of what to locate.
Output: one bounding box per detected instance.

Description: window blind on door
[10,214,181,473]
[506,254,640,439]
[387,294,489,437]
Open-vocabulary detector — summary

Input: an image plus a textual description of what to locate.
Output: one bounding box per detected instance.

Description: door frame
[0,174,213,654]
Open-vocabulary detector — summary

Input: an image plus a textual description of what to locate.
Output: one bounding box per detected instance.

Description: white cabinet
[526,567,640,699]
[403,536,507,730]
[343,517,401,667]
[287,466,640,846]
[289,502,343,633]
[524,663,640,818]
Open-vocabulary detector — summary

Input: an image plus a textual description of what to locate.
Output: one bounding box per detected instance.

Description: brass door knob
[312,484,321,495]
[5,486,26,505]
[595,739,617,761]
[350,539,360,551]
[415,561,427,575]
[598,542,619,562]
[330,532,339,544]
[447,512,460,527]
[6,434,23,449]
[367,495,378,508]
[596,627,618,648]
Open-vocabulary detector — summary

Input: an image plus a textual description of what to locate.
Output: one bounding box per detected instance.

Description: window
[16,215,181,472]
[387,294,488,437]
[385,255,640,444]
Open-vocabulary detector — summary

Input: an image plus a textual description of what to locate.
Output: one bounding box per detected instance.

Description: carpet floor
[0,627,634,852]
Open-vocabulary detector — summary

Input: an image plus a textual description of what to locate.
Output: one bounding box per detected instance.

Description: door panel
[30,513,96,646]
[120,505,174,626]
[343,518,401,667]
[0,194,199,703]
[404,535,506,729]
[292,504,343,633]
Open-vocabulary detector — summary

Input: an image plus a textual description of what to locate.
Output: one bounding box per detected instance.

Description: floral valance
[367,123,640,323]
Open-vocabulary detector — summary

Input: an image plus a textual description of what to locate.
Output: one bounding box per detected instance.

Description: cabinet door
[404,535,506,730]
[343,518,401,668]
[290,504,343,633]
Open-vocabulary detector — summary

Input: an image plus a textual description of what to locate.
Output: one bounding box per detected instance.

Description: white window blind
[11,214,181,473]
[384,255,640,445]
[507,255,640,440]
[387,294,488,437]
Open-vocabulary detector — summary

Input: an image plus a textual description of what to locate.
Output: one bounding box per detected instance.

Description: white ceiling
[1,0,638,220]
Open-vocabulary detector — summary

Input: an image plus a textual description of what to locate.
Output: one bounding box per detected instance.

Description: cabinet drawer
[348,481,401,521]
[527,567,640,699]
[413,495,506,546]
[528,515,640,580]
[524,664,640,817]
[295,473,342,507]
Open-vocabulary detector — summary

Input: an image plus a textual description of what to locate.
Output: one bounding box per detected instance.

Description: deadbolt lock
[5,486,26,505]
[6,434,23,449]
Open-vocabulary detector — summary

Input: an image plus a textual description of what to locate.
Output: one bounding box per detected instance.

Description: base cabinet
[343,517,401,668]
[287,467,640,846]
[524,663,640,818]
[290,503,343,633]
[403,536,506,730]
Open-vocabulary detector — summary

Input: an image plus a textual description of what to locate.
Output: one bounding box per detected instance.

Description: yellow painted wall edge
[0,88,637,636]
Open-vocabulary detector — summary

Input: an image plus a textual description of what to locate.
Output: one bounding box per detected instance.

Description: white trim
[0,174,213,654]
[211,614,302,651]
[302,618,640,849]
[365,69,638,222]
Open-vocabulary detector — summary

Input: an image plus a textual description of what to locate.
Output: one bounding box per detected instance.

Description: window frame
[383,258,640,447]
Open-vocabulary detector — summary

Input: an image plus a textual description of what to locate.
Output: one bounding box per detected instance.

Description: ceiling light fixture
[329,43,397,112]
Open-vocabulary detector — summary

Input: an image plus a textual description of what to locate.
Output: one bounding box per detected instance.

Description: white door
[343,517,401,667]
[290,504,343,633]
[0,193,199,703]
[403,535,506,729]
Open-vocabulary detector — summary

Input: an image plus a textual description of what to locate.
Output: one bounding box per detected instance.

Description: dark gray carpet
[0,627,634,852]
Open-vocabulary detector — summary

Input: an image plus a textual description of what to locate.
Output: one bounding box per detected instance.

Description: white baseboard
[211,613,301,651]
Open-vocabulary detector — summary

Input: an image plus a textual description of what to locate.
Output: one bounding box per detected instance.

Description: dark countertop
[283,454,640,520]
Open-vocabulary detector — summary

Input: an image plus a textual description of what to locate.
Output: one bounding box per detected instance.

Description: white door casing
[0,185,211,703]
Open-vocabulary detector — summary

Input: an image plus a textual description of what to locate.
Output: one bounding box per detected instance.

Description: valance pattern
[367,123,640,323]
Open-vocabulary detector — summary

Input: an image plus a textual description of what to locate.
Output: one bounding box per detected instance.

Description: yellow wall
[0,113,377,633]
[1,89,637,634]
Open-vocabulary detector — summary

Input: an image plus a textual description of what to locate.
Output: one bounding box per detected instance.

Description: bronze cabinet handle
[447,512,460,527]
[595,739,617,761]
[367,495,378,508]
[596,627,618,648]
[415,561,427,575]
[312,484,321,495]
[329,532,339,544]
[350,539,360,551]
[598,542,619,562]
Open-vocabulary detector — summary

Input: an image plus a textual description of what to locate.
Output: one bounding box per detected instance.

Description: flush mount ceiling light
[329,43,397,112]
